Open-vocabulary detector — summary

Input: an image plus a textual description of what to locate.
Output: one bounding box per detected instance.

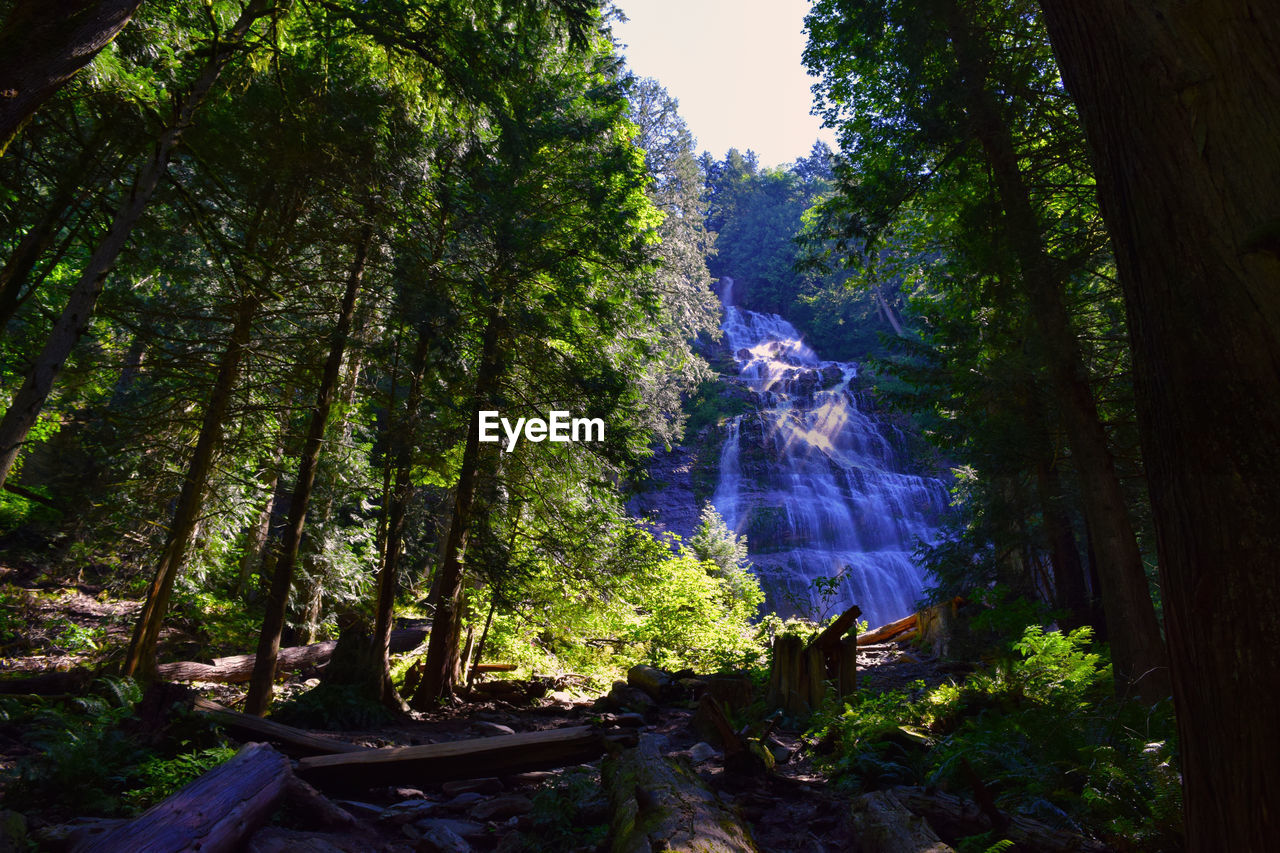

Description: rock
[441,792,487,812]
[246,828,362,853]
[381,800,440,824]
[494,831,525,852]
[548,690,574,705]
[604,682,655,713]
[768,740,794,765]
[0,811,26,853]
[442,777,504,796]
[416,818,487,840]
[676,676,710,698]
[614,712,646,728]
[689,742,718,764]
[334,800,387,820]
[416,825,471,853]
[393,787,428,800]
[471,721,516,737]
[575,797,610,824]
[504,770,556,786]
[470,795,535,822]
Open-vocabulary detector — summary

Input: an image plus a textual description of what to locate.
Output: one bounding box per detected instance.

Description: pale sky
[611,0,838,169]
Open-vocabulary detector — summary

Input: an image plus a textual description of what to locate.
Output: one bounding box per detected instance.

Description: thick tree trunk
[0,0,275,490]
[244,225,371,716]
[122,297,259,680]
[0,0,143,156]
[410,303,505,708]
[941,0,1169,701]
[1036,2,1280,847]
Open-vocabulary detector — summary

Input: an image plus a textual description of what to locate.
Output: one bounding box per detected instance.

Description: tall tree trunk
[410,303,505,709]
[122,296,259,680]
[0,0,276,490]
[1035,2,1280,846]
[941,0,1168,701]
[244,225,372,716]
[0,0,143,156]
[0,126,105,331]
[361,329,434,710]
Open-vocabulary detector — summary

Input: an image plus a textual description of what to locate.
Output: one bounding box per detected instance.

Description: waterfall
[711,278,950,628]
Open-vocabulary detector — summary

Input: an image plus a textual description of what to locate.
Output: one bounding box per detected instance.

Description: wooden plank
[192,697,367,756]
[297,726,609,792]
[73,743,290,853]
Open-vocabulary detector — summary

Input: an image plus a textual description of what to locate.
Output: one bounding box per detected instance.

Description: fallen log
[297,726,614,793]
[857,612,918,645]
[156,627,427,684]
[0,668,94,695]
[191,697,367,757]
[888,786,1111,853]
[851,789,956,853]
[72,743,291,853]
[603,733,758,853]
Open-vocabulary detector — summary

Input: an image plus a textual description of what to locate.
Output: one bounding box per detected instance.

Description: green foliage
[522,767,609,852]
[682,379,752,435]
[120,746,239,813]
[3,677,236,819]
[811,626,1182,850]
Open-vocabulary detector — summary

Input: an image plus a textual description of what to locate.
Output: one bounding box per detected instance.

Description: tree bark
[244,225,372,716]
[122,296,259,681]
[1035,1,1280,846]
[941,0,1169,701]
[0,0,276,491]
[0,0,143,156]
[410,301,506,708]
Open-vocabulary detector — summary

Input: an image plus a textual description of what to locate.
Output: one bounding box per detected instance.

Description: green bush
[811,626,1183,851]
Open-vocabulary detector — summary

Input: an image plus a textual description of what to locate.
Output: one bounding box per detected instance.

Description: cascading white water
[712,278,949,628]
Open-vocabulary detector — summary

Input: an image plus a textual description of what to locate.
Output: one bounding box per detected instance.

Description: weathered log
[851,789,956,853]
[191,697,367,757]
[156,628,427,684]
[627,664,673,702]
[813,603,864,652]
[804,643,827,710]
[472,663,516,674]
[297,726,612,793]
[887,786,1111,853]
[0,668,93,695]
[837,635,859,699]
[603,733,759,853]
[857,613,918,646]
[917,598,961,658]
[767,633,806,714]
[73,743,291,853]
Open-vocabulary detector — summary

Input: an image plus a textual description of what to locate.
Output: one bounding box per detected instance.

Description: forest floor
[0,571,951,852]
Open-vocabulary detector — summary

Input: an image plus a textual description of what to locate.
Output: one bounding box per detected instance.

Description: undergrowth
[810,626,1183,852]
[1,678,235,820]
